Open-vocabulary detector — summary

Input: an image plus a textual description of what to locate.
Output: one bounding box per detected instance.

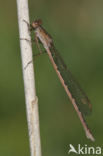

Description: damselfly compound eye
[31,19,42,29]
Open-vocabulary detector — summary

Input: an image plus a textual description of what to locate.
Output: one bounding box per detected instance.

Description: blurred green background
[0,0,103,155]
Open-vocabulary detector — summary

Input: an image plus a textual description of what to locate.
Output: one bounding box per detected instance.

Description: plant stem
[16,0,42,155]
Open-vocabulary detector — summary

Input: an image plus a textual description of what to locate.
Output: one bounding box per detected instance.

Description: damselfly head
[31,19,42,29]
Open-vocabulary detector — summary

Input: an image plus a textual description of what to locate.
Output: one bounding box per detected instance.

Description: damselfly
[24,19,94,141]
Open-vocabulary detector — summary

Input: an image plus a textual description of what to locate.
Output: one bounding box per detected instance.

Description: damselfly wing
[50,44,92,116]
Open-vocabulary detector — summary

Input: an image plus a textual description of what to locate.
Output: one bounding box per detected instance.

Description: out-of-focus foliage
[0,0,103,155]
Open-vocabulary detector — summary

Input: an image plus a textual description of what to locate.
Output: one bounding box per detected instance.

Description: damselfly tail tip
[86,130,95,142]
